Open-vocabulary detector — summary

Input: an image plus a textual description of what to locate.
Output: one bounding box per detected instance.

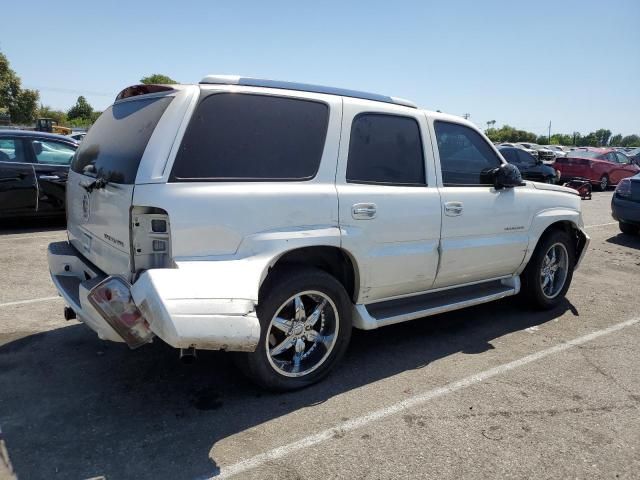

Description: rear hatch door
[67,94,174,277]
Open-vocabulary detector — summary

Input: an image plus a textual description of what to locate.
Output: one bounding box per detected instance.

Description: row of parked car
[495,142,640,191]
[1,126,639,230]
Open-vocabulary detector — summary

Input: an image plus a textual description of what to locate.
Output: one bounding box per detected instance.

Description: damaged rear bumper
[47,241,260,351]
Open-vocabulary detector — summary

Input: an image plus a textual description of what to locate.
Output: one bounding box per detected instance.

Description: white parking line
[214,316,640,479]
[584,222,617,229]
[0,296,61,308]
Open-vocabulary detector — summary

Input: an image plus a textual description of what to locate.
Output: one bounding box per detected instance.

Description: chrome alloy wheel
[540,242,569,299]
[265,291,339,377]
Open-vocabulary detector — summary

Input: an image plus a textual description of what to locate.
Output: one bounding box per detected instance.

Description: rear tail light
[615,179,632,198]
[88,277,153,348]
[131,207,172,271]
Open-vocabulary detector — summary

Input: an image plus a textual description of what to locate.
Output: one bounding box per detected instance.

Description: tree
[0,52,21,112]
[0,51,40,124]
[67,96,93,121]
[620,135,640,147]
[140,73,177,85]
[593,129,612,147]
[10,89,39,124]
[550,133,574,146]
[485,124,538,143]
[609,134,623,146]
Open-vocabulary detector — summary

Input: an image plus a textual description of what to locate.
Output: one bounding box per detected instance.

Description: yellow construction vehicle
[35,118,72,135]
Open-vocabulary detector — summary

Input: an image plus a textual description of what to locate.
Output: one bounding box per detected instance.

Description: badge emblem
[81,192,91,222]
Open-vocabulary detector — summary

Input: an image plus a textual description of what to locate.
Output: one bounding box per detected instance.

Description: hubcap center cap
[292,323,304,336]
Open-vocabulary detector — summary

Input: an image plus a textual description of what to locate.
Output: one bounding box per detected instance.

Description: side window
[346,113,425,185]
[516,149,536,167]
[32,140,76,165]
[171,93,329,181]
[615,153,629,164]
[0,138,27,163]
[434,121,502,186]
[500,149,520,165]
[605,152,617,162]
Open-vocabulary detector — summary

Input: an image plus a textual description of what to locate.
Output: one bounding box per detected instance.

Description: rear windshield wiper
[82,176,109,193]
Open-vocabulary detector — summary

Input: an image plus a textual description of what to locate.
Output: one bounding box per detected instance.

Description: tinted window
[500,148,520,165]
[171,94,328,181]
[516,149,536,167]
[0,138,27,163]
[72,96,172,183]
[32,140,76,165]
[346,114,425,185]
[434,121,502,186]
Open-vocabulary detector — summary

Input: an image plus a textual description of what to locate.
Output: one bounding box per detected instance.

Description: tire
[520,229,575,310]
[235,267,352,391]
[619,221,638,235]
[597,175,609,191]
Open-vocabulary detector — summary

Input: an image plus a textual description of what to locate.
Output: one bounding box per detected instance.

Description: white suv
[48,76,590,390]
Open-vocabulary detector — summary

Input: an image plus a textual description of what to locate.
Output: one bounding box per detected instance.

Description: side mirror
[493,163,524,189]
[32,141,43,155]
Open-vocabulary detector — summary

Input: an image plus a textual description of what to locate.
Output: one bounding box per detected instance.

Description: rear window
[170,93,329,181]
[568,150,604,159]
[72,96,172,183]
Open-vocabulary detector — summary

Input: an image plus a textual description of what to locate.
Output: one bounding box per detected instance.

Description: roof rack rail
[199,75,417,109]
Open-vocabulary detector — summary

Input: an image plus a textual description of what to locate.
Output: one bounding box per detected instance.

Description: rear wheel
[597,175,609,191]
[619,221,638,235]
[236,268,352,391]
[521,229,575,310]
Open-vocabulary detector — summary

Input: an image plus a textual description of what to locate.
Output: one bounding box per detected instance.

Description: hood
[530,181,578,195]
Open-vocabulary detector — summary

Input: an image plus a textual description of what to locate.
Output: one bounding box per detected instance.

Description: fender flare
[516,208,587,274]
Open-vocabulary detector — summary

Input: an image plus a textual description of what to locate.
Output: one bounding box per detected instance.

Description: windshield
[72,96,172,184]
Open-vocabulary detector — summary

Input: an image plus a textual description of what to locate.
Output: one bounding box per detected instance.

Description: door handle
[444,201,463,216]
[352,203,377,220]
[38,175,60,181]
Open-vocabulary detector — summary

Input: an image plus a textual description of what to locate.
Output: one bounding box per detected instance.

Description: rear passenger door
[28,138,76,215]
[430,120,531,288]
[0,137,37,216]
[336,100,442,303]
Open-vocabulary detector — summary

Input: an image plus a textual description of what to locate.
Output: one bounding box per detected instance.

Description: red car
[554,148,640,191]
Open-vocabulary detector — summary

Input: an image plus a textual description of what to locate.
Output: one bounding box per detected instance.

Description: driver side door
[430,120,532,289]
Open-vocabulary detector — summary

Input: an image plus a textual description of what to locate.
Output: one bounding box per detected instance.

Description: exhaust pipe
[179,347,197,364]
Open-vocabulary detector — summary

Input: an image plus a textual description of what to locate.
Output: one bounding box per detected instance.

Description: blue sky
[2,0,639,136]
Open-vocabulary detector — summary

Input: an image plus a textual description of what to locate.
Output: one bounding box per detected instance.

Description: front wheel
[521,229,575,310]
[235,268,352,391]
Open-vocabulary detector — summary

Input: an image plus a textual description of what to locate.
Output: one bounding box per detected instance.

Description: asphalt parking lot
[0,191,638,480]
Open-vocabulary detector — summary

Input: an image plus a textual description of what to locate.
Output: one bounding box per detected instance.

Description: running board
[353,277,520,330]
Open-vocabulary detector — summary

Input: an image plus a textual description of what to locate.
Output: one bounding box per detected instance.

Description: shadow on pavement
[606,233,640,250]
[0,297,575,480]
[0,217,65,235]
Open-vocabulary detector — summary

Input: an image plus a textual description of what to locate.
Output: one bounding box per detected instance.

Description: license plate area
[87,276,154,348]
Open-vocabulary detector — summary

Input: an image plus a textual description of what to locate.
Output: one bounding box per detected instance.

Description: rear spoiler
[115,84,175,101]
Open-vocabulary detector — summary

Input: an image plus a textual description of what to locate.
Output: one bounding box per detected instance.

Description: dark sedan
[498,146,558,183]
[0,130,77,219]
[612,173,640,235]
